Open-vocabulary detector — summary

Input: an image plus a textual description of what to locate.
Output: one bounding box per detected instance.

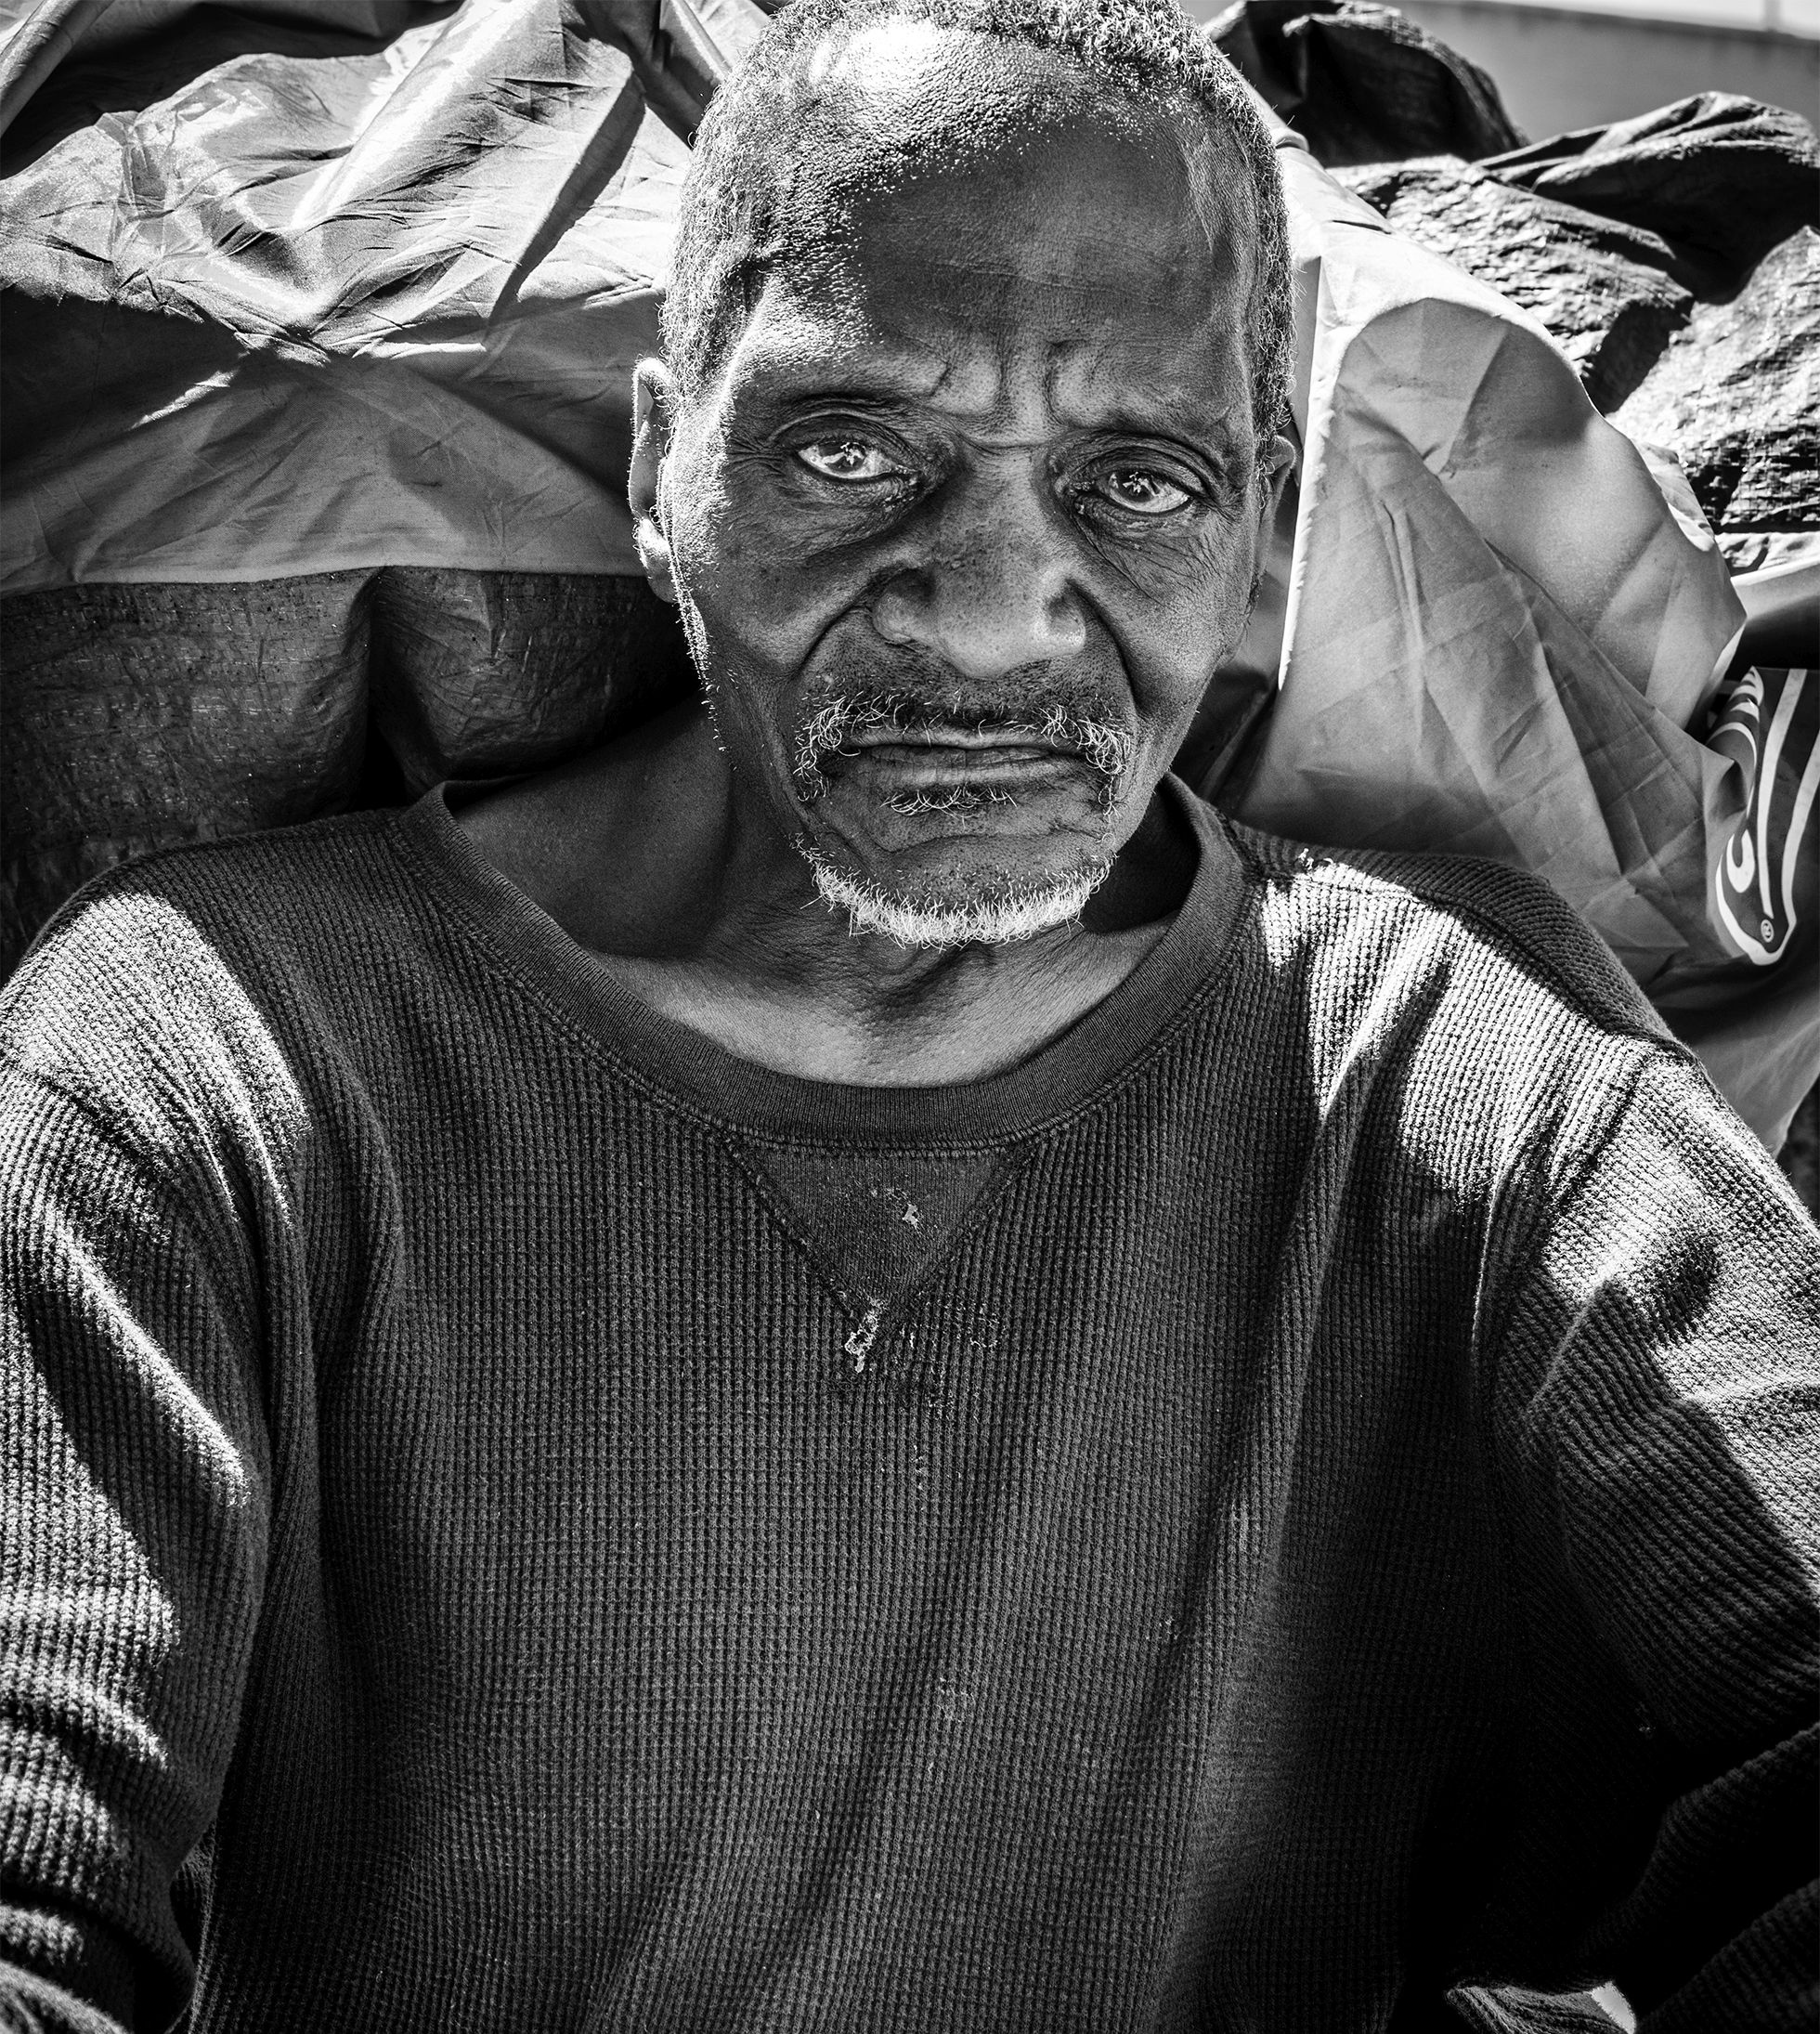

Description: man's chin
[800,844,1112,950]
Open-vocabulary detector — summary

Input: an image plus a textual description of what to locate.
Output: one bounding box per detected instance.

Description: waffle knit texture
[1,780,1815,2034]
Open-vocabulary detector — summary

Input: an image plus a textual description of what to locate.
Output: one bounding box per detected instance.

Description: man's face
[644,26,1283,940]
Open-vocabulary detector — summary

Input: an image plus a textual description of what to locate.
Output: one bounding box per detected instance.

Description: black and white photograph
[0,0,1815,2026]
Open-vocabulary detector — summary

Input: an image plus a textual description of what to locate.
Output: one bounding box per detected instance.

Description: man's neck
[456,704,1196,1087]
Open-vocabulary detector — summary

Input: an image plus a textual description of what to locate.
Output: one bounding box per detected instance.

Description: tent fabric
[0,567,692,970]
[1205,0,1523,165]
[0,0,1813,1144]
[1,569,373,961]
[1641,662,1820,1176]
[1612,227,1820,550]
[1335,96,1820,538]
[1704,665,1817,973]
[1481,92,1820,288]
[0,0,764,590]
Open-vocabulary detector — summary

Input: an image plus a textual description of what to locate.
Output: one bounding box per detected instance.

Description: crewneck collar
[392,774,1252,1149]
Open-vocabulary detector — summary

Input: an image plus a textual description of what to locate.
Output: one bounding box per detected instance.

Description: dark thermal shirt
[0,781,1814,2034]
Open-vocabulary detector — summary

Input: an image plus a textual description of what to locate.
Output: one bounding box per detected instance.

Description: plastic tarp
[1208,136,1816,1145]
[1332,94,1820,527]
[0,0,1814,1144]
[0,0,761,585]
[1206,0,1523,165]
[1,566,694,960]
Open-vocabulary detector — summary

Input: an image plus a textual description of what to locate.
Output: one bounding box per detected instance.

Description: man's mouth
[791,696,1135,812]
[833,736,1080,815]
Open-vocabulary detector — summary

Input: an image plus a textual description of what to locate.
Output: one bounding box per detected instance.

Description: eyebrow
[735,340,1250,460]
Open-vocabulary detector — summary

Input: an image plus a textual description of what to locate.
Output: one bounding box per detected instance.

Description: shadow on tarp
[0,568,695,974]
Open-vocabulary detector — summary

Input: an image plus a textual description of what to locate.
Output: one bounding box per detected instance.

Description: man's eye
[1095,467,1193,515]
[795,438,899,483]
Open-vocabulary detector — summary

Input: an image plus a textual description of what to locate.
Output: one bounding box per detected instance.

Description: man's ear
[630,359,680,606]
[1257,432,1297,529]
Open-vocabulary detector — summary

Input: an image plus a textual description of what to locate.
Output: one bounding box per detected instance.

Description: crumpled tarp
[1612,225,1820,547]
[1335,94,1820,517]
[1,565,693,960]
[0,0,760,586]
[1485,91,1818,285]
[1337,151,1703,415]
[1206,0,1521,165]
[0,0,1814,1144]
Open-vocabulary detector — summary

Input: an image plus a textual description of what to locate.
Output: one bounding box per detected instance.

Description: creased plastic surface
[0,0,723,587]
[0,570,373,964]
[0,567,694,971]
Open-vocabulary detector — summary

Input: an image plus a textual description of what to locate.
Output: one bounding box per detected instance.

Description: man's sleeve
[1492,1048,1819,2031]
[1,1057,272,2034]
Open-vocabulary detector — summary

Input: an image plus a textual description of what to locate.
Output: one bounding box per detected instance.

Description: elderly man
[1,0,1814,2028]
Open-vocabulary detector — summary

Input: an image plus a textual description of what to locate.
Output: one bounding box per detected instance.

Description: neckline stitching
[383,793,1261,1149]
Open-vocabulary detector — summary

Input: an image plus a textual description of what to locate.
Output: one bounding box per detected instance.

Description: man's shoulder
[1194,813,1731,1209]
[1222,816,1676,1055]
[8,805,418,992]
[1,806,433,1132]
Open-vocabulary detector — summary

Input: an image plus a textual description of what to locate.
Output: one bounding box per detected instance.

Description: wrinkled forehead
[774,20,1252,275]
[721,25,1259,437]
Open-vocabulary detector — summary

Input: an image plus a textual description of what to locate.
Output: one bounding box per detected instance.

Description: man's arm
[1493,1049,1819,2030]
[1,1054,273,2033]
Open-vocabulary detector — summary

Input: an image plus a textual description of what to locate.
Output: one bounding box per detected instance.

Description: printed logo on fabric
[1707,667,1819,968]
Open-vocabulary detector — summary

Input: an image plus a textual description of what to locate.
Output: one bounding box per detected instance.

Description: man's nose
[868,467,1090,678]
